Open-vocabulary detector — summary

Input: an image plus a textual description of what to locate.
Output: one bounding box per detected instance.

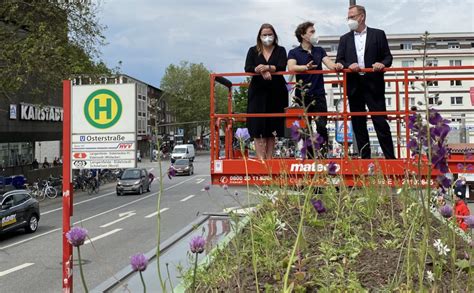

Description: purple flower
[190,235,206,254]
[310,199,326,214]
[465,215,474,228]
[167,167,176,179]
[466,164,474,171]
[300,133,324,158]
[457,163,465,170]
[436,175,451,189]
[466,152,473,160]
[235,128,250,141]
[439,205,453,218]
[290,121,302,142]
[66,227,88,247]
[368,162,375,175]
[327,162,337,175]
[130,253,148,272]
[204,184,210,191]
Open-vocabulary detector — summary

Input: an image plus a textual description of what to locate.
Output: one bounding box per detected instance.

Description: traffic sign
[71,84,137,169]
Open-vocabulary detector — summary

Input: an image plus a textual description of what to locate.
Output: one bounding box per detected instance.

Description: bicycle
[85,177,99,195]
[41,180,58,199]
[25,182,45,201]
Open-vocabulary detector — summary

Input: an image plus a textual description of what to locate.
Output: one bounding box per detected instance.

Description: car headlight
[117,182,122,186]
[184,166,189,170]
[134,180,141,185]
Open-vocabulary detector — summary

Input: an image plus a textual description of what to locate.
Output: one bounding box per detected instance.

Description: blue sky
[98,0,474,88]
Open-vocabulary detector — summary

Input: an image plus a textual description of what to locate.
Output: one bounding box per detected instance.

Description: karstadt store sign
[13,103,64,122]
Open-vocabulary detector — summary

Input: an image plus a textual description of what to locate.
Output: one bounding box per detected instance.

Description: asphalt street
[0,153,252,292]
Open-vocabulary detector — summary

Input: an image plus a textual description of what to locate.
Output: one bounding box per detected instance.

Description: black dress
[244,45,288,138]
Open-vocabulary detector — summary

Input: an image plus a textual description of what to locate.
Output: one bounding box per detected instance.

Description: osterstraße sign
[20,103,63,122]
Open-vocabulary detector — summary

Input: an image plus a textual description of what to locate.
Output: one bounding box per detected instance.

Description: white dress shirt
[354,26,367,69]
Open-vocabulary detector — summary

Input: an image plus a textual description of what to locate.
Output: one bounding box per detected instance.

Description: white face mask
[261,36,274,46]
[347,19,359,31]
[310,34,319,46]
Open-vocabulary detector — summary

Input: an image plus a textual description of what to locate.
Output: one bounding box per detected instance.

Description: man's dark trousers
[349,75,395,159]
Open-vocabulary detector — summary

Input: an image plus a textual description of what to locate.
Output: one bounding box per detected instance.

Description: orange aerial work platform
[209,66,474,187]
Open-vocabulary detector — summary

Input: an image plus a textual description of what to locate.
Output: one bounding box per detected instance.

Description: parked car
[116,168,150,196]
[171,159,194,176]
[0,190,40,234]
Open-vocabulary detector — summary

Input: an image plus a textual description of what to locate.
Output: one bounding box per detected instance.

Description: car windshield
[174,148,186,154]
[121,170,141,180]
[174,159,189,165]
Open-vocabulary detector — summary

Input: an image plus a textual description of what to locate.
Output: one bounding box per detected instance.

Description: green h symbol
[94,98,112,119]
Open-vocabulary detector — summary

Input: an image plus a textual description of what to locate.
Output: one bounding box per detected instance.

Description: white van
[171,144,195,162]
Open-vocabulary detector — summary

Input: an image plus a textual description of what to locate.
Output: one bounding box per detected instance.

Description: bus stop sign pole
[62,80,73,292]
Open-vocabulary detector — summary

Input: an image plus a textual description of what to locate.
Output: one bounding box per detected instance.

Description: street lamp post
[350,0,356,5]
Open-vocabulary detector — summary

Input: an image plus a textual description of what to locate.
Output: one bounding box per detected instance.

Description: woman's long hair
[256,23,279,55]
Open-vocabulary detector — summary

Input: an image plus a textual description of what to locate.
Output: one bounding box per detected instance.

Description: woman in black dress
[244,23,288,159]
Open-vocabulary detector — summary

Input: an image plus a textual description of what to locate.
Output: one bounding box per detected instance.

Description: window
[333,99,339,107]
[386,82,391,88]
[426,59,438,67]
[386,97,391,106]
[428,96,439,105]
[451,96,463,105]
[427,80,438,87]
[401,97,416,106]
[401,60,415,67]
[400,43,413,50]
[448,42,460,49]
[449,60,462,66]
[451,118,462,123]
[13,193,27,205]
[450,80,462,86]
[331,83,339,88]
[330,44,338,52]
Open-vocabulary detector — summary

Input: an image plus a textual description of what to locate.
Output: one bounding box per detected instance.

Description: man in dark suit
[336,5,395,159]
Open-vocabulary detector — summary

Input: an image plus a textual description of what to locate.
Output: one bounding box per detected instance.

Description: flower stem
[76,247,89,293]
[191,252,199,292]
[241,141,259,292]
[139,271,147,293]
[156,140,166,291]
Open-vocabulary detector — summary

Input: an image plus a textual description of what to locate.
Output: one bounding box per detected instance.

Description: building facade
[317,32,474,157]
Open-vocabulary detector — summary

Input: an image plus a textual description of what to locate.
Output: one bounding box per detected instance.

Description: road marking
[0,228,61,250]
[74,177,196,225]
[180,194,195,202]
[84,228,122,245]
[100,211,136,228]
[1,177,198,250]
[145,208,169,218]
[196,178,205,184]
[42,190,116,215]
[0,263,34,277]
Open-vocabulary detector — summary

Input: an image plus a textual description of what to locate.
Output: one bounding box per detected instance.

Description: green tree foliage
[160,61,228,139]
[0,0,110,100]
[231,76,250,128]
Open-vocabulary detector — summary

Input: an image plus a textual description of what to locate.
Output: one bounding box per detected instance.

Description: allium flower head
[310,199,326,214]
[436,175,451,189]
[130,253,148,272]
[66,227,88,247]
[439,204,453,218]
[190,235,206,254]
[235,128,250,141]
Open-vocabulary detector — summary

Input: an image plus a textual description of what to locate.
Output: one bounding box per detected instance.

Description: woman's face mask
[261,35,274,46]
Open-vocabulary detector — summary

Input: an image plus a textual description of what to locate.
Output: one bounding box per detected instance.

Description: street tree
[0,0,110,101]
[160,61,228,141]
